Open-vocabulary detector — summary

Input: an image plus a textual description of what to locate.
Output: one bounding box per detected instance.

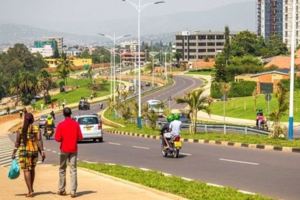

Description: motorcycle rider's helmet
[167,115,174,122]
[174,113,180,120]
[47,114,52,119]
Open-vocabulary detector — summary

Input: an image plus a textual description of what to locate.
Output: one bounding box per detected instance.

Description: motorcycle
[161,135,182,158]
[43,125,54,140]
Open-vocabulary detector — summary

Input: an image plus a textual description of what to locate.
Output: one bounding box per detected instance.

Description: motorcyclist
[45,114,55,133]
[169,113,182,138]
[161,115,174,147]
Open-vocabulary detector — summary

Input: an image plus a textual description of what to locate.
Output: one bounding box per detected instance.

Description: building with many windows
[257,0,283,40]
[175,31,235,61]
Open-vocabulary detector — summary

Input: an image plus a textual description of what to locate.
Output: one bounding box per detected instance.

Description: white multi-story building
[120,40,138,52]
[31,45,54,57]
[283,0,300,48]
[175,31,236,61]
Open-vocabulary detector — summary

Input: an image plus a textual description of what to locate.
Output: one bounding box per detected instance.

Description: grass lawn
[210,91,300,122]
[35,78,111,110]
[79,162,271,200]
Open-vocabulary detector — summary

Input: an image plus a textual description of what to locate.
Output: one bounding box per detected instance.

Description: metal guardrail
[157,121,270,136]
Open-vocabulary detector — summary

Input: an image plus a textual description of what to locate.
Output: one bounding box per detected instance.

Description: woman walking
[12,110,46,197]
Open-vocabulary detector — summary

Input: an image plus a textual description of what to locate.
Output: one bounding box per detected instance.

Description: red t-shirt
[55,117,83,153]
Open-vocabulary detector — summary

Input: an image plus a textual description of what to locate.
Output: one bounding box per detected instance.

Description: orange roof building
[264,50,300,69]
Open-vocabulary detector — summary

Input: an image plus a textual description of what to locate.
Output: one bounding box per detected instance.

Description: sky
[0,0,253,26]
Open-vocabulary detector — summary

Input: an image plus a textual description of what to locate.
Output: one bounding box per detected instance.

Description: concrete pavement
[0,164,183,200]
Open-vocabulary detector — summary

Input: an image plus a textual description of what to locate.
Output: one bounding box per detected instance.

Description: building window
[189,43,196,46]
[198,35,206,40]
[176,43,183,46]
[198,49,206,52]
[207,49,215,52]
[216,42,224,46]
[189,36,196,40]
[198,42,206,46]
[207,35,215,40]
[207,42,215,46]
[176,36,183,40]
[216,35,224,39]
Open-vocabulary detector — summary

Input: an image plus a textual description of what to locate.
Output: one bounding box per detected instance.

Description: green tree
[214,54,227,82]
[269,83,289,138]
[230,31,260,56]
[57,55,73,85]
[176,89,211,134]
[224,26,231,64]
[38,70,53,104]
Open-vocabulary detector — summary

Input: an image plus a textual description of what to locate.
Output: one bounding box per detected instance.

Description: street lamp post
[288,0,297,140]
[150,51,159,88]
[164,52,168,80]
[122,0,165,128]
[98,33,130,104]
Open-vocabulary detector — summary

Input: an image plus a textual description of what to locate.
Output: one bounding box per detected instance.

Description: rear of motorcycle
[161,136,182,158]
[44,127,54,140]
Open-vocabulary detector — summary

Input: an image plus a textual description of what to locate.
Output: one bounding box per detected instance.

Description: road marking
[207,183,224,188]
[132,146,150,150]
[238,190,256,195]
[52,150,57,153]
[140,168,150,171]
[219,158,259,166]
[181,152,192,156]
[182,177,193,182]
[108,142,121,146]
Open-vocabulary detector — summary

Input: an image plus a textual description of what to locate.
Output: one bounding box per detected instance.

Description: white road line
[181,152,192,156]
[132,146,150,150]
[0,157,12,162]
[52,150,57,153]
[140,168,150,171]
[207,183,224,188]
[0,152,13,157]
[238,190,256,195]
[219,158,260,166]
[108,142,121,146]
[182,177,193,182]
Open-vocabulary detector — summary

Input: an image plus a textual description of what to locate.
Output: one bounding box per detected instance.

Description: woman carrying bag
[12,109,46,197]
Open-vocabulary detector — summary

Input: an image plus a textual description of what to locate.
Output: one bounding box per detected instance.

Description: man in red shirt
[55,107,83,198]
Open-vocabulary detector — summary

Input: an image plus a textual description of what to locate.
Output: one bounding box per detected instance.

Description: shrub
[211,81,256,98]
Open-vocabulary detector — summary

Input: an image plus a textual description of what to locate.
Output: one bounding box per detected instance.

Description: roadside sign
[265,93,272,102]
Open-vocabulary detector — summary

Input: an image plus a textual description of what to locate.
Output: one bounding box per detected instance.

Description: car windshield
[78,117,98,125]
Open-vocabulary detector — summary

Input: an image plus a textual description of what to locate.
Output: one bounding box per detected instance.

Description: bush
[210,82,222,98]
[211,81,256,99]
[281,78,300,91]
[228,81,256,97]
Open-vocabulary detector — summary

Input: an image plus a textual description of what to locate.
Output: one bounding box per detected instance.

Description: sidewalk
[0,165,183,200]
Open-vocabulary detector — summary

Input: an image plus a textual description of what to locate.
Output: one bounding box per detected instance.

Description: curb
[79,166,188,200]
[105,130,300,154]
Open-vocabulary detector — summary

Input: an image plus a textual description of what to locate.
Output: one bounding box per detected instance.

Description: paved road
[142,75,203,109]
[8,75,300,199]
[0,136,15,167]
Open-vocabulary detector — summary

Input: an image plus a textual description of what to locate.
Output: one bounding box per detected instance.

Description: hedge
[211,81,256,98]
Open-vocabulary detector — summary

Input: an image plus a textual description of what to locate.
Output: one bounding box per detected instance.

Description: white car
[74,115,103,142]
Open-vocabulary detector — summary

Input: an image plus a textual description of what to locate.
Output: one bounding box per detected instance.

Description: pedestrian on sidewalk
[12,110,46,197]
[55,107,83,198]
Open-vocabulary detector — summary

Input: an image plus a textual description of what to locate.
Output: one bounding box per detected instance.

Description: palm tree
[176,89,211,134]
[10,71,39,105]
[57,55,73,86]
[269,83,289,138]
[87,65,93,84]
[38,70,53,104]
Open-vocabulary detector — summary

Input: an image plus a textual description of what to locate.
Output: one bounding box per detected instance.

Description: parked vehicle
[78,99,90,110]
[74,115,103,142]
[161,135,182,158]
